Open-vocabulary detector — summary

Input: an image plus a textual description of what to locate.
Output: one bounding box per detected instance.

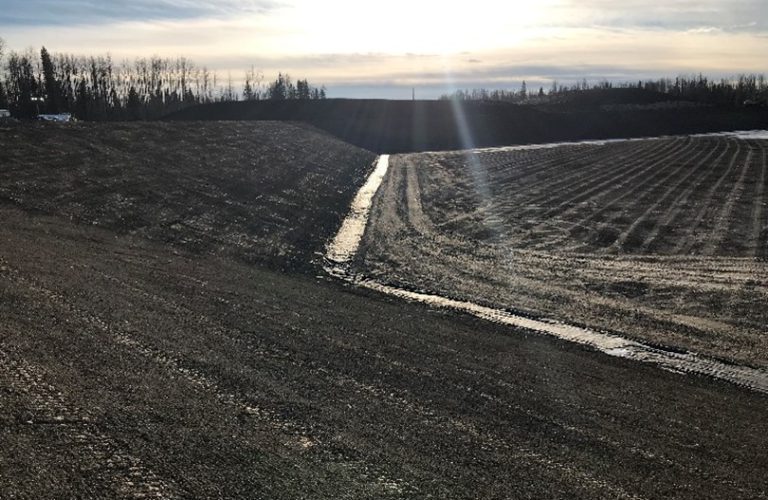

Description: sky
[0,0,766,98]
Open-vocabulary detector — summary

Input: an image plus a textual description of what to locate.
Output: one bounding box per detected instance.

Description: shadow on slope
[0,121,376,272]
[166,98,768,153]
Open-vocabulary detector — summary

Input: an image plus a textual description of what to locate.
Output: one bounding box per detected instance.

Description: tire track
[536,139,692,230]
[673,139,745,254]
[750,146,768,258]
[444,141,659,224]
[704,148,756,255]
[490,140,660,201]
[404,159,432,235]
[327,151,768,396]
[527,137,699,251]
[468,143,599,186]
[440,140,610,188]
[0,345,178,499]
[610,138,727,253]
[638,139,732,253]
[509,139,683,223]
[64,256,644,499]
[9,255,428,496]
[432,140,670,232]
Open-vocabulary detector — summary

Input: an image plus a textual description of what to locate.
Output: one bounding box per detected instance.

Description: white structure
[0,109,10,118]
[37,113,72,122]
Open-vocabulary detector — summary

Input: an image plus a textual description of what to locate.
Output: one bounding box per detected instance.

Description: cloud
[0,0,280,26]
[556,0,768,34]
[325,62,660,87]
[686,26,723,34]
[1,0,765,98]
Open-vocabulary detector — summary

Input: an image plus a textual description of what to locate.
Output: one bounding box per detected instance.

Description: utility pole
[412,87,415,101]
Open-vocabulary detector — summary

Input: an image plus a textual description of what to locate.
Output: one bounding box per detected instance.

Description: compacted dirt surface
[2,124,768,499]
[0,121,375,271]
[358,136,768,369]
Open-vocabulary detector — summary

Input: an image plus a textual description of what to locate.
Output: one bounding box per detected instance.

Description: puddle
[325,144,768,395]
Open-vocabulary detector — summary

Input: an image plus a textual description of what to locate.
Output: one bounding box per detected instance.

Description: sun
[272,0,559,55]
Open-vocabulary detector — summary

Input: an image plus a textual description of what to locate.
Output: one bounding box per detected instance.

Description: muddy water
[326,138,768,395]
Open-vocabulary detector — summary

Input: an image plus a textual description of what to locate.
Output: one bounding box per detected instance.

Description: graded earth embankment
[3,206,768,499]
[357,135,768,369]
[166,98,768,153]
[0,121,376,272]
[2,123,767,498]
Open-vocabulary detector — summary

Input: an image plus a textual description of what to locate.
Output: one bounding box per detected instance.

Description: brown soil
[2,124,767,498]
[358,136,768,368]
[0,121,376,271]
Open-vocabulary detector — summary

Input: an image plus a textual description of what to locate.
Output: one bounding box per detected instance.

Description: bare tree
[1,42,328,119]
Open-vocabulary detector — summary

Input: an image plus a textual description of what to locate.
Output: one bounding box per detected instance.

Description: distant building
[0,109,10,119]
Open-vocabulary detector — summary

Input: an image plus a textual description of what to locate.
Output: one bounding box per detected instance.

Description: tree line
[0,40,326,120]
[440,74,768,107]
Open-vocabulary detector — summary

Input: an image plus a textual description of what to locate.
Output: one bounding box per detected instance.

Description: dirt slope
[2,207,767,499]
[0,121,376,271]
[357,136,768,368]
[166,98,768,153]
[2,123,767,498]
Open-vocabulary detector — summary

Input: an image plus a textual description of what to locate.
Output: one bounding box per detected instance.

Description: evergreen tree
[74,79,89,120]
[242,66,261,100]
[268,73,287,100]
[40,47,60,113]
[126,86,142,120]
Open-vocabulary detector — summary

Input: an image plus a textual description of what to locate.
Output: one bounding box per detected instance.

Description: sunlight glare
[276,0,562,54]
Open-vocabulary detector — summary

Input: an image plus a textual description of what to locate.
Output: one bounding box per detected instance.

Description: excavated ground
[1,124,767,498]
[357,136,768,368]
[0,121,376,271]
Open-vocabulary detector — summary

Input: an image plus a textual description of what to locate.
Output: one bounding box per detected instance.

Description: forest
[441,75,768,107]
[0,40,326,120]
[2,37,767,121]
